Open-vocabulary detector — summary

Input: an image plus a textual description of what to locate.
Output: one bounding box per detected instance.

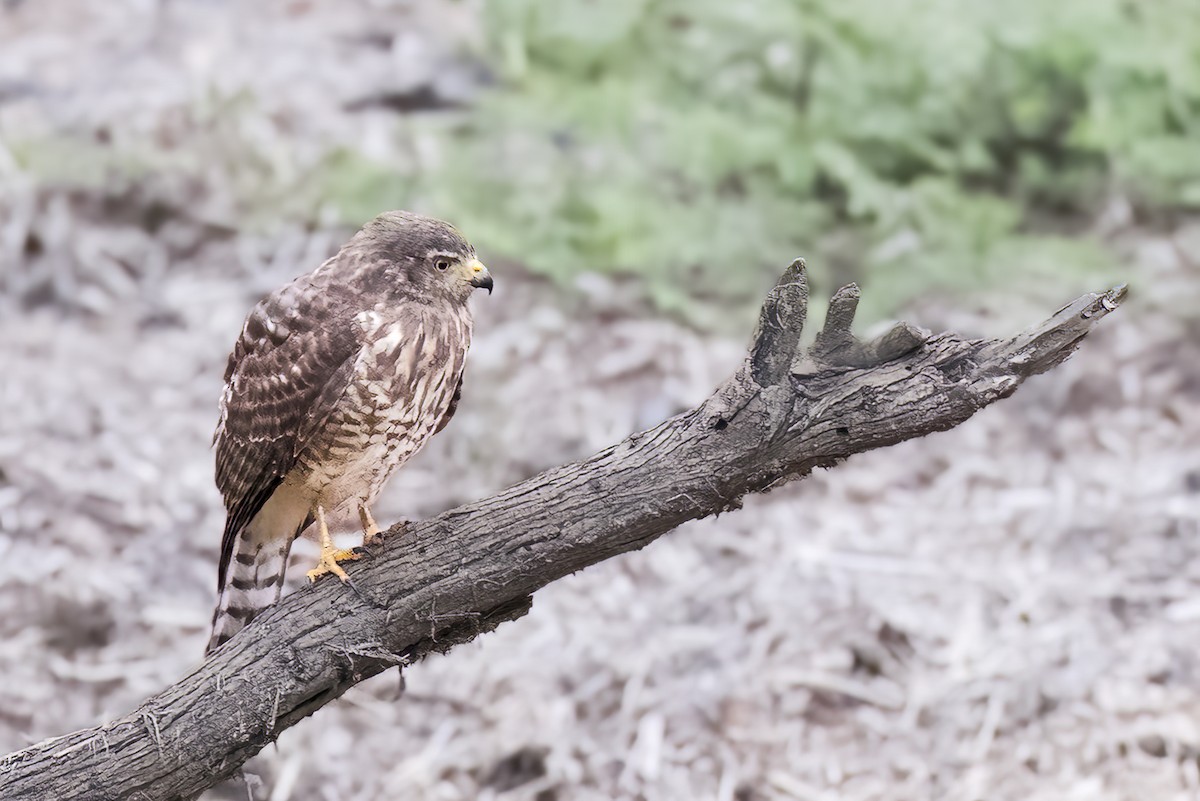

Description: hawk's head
[348,210,493,303]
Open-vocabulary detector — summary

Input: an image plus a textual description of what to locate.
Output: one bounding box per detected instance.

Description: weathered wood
[0,264,1127,801]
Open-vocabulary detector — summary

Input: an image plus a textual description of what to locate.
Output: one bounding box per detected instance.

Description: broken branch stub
[749,258,809,387]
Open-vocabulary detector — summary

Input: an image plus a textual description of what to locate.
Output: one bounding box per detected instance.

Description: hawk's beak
[467,259,493,294]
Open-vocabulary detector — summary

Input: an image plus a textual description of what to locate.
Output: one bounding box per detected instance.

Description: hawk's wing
[213,274,362,590]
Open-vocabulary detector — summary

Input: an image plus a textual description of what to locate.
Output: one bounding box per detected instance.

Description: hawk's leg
[358,504,383,546]
[306,503,362,583]
[357,503,408,549]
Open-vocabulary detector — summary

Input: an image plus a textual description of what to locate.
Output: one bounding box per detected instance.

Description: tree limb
[0,263,1127,801]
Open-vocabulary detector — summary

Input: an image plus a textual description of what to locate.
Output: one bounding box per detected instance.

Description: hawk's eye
[434,258,451,272]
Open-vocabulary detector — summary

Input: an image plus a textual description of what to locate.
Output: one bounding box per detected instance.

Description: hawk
[206,211,493,654]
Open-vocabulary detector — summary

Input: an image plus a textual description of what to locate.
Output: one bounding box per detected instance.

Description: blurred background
[1,1,1198,799]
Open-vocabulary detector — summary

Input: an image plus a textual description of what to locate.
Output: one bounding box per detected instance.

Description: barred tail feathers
[206,525,293,654]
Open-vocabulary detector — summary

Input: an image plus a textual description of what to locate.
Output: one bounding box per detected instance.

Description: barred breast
[295,300,473,513]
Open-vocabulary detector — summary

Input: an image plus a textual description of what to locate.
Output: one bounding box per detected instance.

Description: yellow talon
[306,547,362,583]
[307,503,362,583]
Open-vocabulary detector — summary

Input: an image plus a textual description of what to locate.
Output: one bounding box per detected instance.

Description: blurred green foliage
[11,0,1199,322]
[377,0,1200,320]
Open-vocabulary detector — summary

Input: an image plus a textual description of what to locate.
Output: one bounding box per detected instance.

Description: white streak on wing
[214,375,238,440]
[372,323,405,357]
[354,309,383,333]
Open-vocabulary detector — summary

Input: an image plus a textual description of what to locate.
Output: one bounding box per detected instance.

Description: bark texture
[0,261,1126,800]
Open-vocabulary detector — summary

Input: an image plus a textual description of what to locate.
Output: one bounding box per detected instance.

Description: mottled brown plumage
[207,211,492,653]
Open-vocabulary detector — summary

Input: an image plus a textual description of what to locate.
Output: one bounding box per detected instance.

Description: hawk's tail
[206,528,293,655]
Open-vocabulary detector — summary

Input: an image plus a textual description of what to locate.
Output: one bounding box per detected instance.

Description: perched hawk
[207,211,492,654]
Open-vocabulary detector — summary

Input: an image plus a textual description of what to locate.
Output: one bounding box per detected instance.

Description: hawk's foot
[308,502,363,583]
[306,546,362,583]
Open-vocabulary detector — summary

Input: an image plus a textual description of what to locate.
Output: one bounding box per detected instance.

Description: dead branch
[0,261,1126,800]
